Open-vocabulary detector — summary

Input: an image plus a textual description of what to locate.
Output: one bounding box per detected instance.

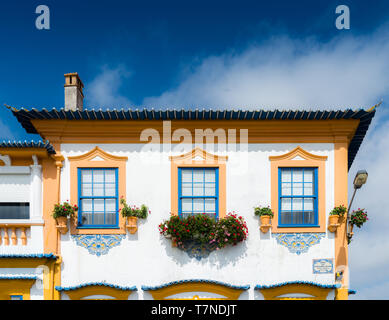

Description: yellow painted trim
[260,284,331,300]
[69,147,128,235]
[32,119,360,144]
[170,148,227,218]
[60,286,133,300]
[270,146,327,233]
[0,160,4,166]
[148,283,244,300]
[0,279,35,300]
[334,141,349,299]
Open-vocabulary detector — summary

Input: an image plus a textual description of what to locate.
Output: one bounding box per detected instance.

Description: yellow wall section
[334,140,349,300]
[259,284,332,300]
[269,146,327,233]
[170,148,227,218]
[61,286,134,300]
[68,147,128,235]
[147,282,244,300]
[0,279,35,300]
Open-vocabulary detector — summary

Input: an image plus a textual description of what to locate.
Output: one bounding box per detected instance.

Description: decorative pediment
[169,147,228,162]
[68,147,128,162]
[269,146,327,162]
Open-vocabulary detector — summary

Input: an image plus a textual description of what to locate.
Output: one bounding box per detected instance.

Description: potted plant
[254,206,274,233]
[159,212,248,251]
[349,208,368,236]
[52,201,78,234]
[328,205,347,232]
[120,197,149,234]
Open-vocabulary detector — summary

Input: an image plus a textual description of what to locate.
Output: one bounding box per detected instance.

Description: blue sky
[1,0,389,299]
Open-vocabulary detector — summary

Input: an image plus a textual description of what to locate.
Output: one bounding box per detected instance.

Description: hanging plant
[52,201,78,234]
[158,212,248,251]
[328,205,347,232]
[350,208,368,228]
[120,197,150,234]
[254,206,273,233]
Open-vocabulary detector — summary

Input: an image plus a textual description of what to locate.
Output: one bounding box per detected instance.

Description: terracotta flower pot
[126,216,138,234]
[56,216,69,234]
[171,237,177,247]
[260,215,271,233]
[328,215,340,233]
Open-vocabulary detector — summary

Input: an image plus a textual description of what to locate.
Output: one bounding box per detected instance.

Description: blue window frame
[178,167,219,219]
[10,295,23,300]
[77,168,118,228]
[278,167,318,227]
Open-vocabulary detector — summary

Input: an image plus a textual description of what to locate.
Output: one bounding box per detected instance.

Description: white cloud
[143,30,389,109]
[85,65,133,108]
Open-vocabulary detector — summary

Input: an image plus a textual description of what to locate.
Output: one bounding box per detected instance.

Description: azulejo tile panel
[181,240,215,261]
[71,234,125,256]
[274,233,325,255]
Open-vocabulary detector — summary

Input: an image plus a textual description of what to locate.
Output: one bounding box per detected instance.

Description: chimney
[64,73,84,111]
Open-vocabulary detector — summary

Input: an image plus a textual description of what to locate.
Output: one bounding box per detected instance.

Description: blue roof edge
[141,279,250,291]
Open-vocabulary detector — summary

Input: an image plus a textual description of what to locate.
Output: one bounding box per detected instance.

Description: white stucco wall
[59,143,336,299]
[0,164,44,254]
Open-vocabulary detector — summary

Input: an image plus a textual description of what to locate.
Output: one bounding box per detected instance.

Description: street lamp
[347,170,368,239]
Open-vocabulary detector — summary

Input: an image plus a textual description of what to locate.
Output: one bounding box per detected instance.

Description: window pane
[105,183,116,197]
[81,199,92,212]
[292,169,303,182]
[81,170,92,183]
[204,184,215,196]
[304,211,315,224]
[204,170,215,182]
[193,198,204,212]
[193,184,204,196]
[94,199,104,212]
[304,183,314,196]
[81,212,93,225]
[94,212,104,225]
[292,198,303,211]
[193,170,203,182]
[281,183,291,196]
[293,212,304,224]
[204,199,215,212]
[181,199,192,212]
[181,184,192,196]
[105,212,116,225]
[304,198,314,211]
[81,184,92,197]
[293,182,303,196]
[181,169,192,182]
[281,198,292,211]
[281,169,291,182]
[93,170,104,183]
[105,170,116,183]
[280,212,292,224]
[0,203,30,219]
[304,169,313,182]
[93,184,104,197]
[105,199,116,212]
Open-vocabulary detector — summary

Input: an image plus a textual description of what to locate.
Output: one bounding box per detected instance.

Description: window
[278,167,318,227]
[178,168,218,219]
[78,168,118,228]
[10,295,23,300]
[0,203,29,219]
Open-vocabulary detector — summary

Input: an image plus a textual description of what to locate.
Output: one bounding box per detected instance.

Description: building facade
[0,73,376,300]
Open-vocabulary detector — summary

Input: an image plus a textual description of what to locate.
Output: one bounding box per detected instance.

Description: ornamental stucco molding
[274,233,326,255]
[71,234,125,256]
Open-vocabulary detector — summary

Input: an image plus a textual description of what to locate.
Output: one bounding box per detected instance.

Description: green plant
[254,206,274,218]
[120,197,149,219]
[329,205,347,216]
[52,202,78,219]
[350,208,368,228]
[158,212,248,250]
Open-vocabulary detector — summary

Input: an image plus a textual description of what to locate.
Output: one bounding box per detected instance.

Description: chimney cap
[64,72,84,89]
